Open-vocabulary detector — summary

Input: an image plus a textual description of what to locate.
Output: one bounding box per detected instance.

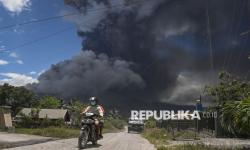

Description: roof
[19,108,68,119]
[0,106,11,113]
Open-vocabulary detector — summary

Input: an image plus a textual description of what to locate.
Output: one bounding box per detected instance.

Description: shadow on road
[0,138,58,149]
[78,143,102,149]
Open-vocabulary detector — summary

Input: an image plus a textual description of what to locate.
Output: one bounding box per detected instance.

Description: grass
[142,128,199,145]
[15,127,79,138]
[142,128,248,150]
[14,118,126,138]
[103,118,126,133]
[142,128,201,149]
[174,130,199,140]
[142,128,172,146]
[103,120,120,133]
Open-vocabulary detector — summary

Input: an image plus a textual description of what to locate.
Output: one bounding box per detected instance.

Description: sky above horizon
[1,0,250,105]
[0,0,82,86]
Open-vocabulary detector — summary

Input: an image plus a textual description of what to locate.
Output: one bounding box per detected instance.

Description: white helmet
[89,96,98,106]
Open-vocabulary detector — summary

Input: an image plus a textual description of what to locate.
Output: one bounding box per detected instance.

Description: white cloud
[0,45,5,51]
[9,52,18,58]
[0,0,31,14]
[164,24,191,38]
[30,71,37,75]
[13,28,24,34]
[38,69,45,76]
[0,73,38,86]
[0,59,9,65]
[17,60,23,64]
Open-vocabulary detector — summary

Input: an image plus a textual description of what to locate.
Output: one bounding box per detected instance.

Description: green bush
[108,118,126,129]
[103,120,117,133]
[39,96,61,109]
[221,98,250,137]
[205,72,250,138]
[145,117,157,128]
[17,113,40,128]
[17,114,65,128]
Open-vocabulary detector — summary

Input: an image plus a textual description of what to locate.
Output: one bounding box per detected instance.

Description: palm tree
[220,98,250,137]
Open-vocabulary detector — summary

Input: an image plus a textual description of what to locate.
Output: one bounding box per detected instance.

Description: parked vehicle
[128,118,144,133]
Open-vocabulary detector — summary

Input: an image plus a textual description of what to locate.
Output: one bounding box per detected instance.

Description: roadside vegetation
[142,72,250,150]
[142,128,198,148]
[142,128,171,146]
[13,117,126,138]
[142,126,248,150]
[0,83,127,138]
[205,72,250,138]
[14,117,126,139]
[142,118,199,149]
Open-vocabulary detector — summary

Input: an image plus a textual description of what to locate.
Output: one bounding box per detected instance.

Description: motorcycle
[78,112,100,149]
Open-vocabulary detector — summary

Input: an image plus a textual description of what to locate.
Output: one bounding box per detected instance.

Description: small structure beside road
[0,106,13,129]
[17,108,70,122]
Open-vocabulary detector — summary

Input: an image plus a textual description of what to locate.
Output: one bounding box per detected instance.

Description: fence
[156,112,218,139]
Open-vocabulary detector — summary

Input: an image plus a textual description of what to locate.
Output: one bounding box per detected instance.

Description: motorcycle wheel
[91,129,97,145]
[92,140,97,145]
[78,130,88,149]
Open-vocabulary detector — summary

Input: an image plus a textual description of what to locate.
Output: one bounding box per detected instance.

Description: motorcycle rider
[82,96,105,139]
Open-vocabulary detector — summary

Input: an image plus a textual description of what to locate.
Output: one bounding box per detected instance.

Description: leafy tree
[205,72,250,137]
[39,96,61,109]
[0,83,38,116]
[205,71,250,104]
[67,99,87,126]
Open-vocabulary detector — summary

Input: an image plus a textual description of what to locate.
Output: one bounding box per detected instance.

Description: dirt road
[0,132,55,149]
[5,131,156,150]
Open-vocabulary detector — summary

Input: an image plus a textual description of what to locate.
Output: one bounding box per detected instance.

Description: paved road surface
[2,131,250,149]
[0,132,55,149]
[5,131,156,150]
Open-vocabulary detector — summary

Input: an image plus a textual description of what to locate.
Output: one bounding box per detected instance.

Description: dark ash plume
[30,50,145,105]
[30,0,250,107]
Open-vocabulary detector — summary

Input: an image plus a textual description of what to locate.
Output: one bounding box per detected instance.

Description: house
[0,106,13,129]
[18,108,70,122]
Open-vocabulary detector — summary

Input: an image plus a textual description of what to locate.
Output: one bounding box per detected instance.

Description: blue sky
[0,0,81,86]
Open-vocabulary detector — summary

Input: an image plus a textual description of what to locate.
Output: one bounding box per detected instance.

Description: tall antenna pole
[206,0,214,70]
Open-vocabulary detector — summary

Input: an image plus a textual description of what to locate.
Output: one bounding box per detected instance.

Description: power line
[2,20,96,53]
[206,0,214,71]
[1,0,151,53]
[234,0,246,39]
[4,27,74,52]
[222,0,238,70]
[222,0,247,74]
[0,0,146,31]
[232,0,248,74]
[223,0,247,72]
[0,12,77,31]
